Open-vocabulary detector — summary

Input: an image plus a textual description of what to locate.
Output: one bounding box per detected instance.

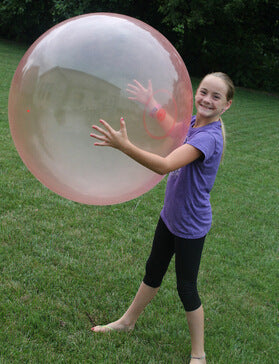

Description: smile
[200,104,213,110]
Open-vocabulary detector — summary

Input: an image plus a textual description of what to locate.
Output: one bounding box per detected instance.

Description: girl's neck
[193,115,220,128]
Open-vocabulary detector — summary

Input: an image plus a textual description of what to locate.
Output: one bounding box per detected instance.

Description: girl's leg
[92,217,174,333]
[174,236,206,362]
[92,282,159,332]
[187,306,206,363]
[120,282,159,327]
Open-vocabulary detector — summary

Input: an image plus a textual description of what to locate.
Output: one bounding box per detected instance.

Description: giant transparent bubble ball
[9,13,193,205]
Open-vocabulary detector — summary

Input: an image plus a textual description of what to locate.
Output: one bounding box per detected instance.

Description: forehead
[198,75,228,95]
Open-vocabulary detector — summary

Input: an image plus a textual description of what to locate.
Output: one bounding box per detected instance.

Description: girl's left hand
[127,79,155,106]
[90,117,129,151]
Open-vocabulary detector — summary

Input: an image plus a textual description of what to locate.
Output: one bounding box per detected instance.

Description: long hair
[220,117,226,162]
[206,72,235,161]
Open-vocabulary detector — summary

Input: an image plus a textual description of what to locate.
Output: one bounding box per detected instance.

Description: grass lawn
[0,38,278,363]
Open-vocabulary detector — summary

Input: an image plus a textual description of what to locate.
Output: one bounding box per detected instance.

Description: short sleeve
[187,132,216,162]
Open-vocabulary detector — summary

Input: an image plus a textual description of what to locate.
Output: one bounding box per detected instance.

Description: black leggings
[143,217,205,312]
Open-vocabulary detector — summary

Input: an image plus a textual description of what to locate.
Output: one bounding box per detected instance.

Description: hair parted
[201,72,235,162]
[208,72,235,101]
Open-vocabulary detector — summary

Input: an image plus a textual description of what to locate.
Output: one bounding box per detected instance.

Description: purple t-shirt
[160,116,223,239]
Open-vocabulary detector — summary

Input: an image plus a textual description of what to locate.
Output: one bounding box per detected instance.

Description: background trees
[0,0,278,91]
[159,0,279,91]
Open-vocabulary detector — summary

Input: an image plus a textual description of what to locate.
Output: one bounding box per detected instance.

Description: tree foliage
[159,0,279,90]
[0,0,278,91]
[0,0,54,41]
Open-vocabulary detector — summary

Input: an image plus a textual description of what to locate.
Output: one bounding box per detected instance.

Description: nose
[203,94,211,104]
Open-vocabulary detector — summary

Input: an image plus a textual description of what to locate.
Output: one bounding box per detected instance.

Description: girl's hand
[126,79,156,107]
[90,117,129,151]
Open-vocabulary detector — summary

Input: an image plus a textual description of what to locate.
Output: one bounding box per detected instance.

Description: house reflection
[33,66,123,125]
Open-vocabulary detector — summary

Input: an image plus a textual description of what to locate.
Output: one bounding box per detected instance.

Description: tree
[0,0,278,90]
[0,0,54,41]
[159,0,279,90]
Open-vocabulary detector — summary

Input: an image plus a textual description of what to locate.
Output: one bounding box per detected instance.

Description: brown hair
[203,72,235,161]
[209,72,235,101]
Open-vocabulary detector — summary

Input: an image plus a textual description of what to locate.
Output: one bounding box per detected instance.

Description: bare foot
[91,319,134,333]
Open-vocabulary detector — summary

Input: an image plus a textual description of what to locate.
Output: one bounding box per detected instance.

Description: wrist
[120,138,133,154]
[146,97,157,110]
[149,104,161,117]
[149,104,166,122]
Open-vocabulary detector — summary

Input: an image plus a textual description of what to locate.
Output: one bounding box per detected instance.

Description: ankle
[118,316,136,329]
[190,352,206,362]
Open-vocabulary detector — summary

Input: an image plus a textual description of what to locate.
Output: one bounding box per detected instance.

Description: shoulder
[187,121,222,161]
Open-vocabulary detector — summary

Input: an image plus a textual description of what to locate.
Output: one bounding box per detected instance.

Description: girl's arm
[90,118,201,175]
[127,79,175,133]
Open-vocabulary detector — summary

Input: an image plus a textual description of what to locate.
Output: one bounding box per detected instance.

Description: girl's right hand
[90,117,130,152]
[126,79,156,107]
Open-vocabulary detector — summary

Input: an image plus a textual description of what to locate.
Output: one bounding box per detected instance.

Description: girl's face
[195,75,232,123]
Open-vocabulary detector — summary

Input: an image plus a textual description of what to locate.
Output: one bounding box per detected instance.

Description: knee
[177,281,201,311]
[143,258,164,288]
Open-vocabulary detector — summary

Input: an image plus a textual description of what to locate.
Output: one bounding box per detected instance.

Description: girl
[90,72,234,364]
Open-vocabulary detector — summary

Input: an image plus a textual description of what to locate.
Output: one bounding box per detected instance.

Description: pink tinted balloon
[9,13,193,205]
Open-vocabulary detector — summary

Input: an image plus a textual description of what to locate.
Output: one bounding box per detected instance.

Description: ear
[221,99,232,114]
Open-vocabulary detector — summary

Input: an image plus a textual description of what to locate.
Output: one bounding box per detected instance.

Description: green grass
[1,38,278,363]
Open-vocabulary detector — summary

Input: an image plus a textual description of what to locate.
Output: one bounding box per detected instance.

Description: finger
[127,83,139,91]
[98,119,114,133]
[91,125,109,138]
[126,88,138,95]
[120,117,128,137]
[90,132,108,141]
[133,79,145,90]
[93,141,111,147]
